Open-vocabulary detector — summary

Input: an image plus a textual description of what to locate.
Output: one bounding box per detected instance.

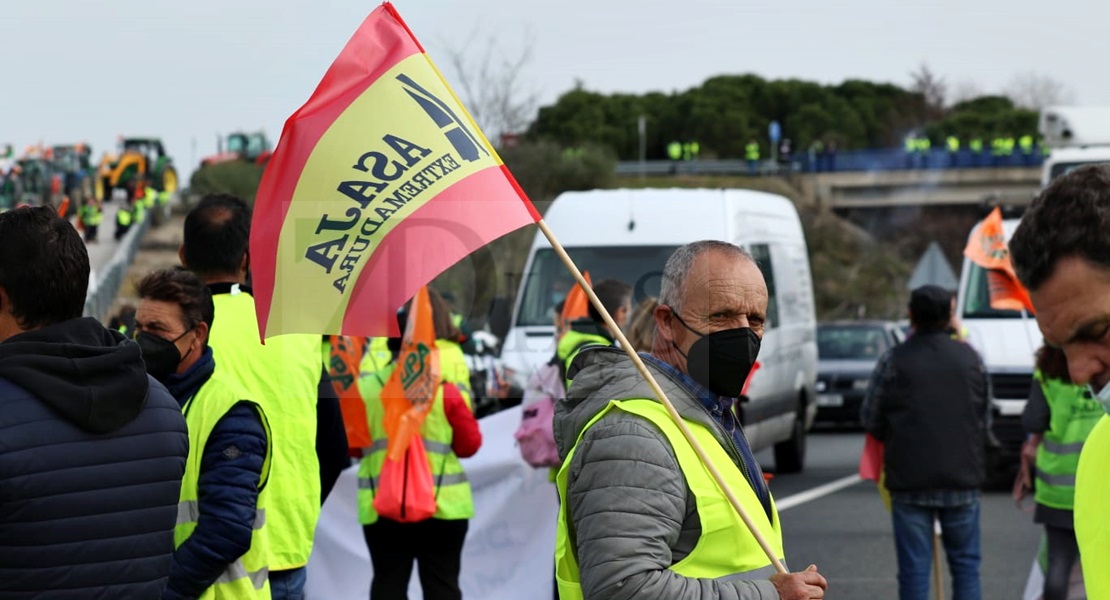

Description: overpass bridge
[614,157,1044,208]
[797,167,1042,208]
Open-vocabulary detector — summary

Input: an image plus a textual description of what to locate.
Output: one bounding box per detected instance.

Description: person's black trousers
[364,517,469,600]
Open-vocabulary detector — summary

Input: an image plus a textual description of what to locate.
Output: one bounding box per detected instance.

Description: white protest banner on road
[306,406,559,600]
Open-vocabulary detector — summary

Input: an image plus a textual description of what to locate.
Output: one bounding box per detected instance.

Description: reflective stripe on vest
[1034,371,1103,510]
[209,291,322,570]
[1075,415,1110,600]
[555,398,784,600]
[357,356,474,525]
[174,372,272,599]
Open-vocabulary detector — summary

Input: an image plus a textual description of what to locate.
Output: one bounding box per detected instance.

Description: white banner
[306,406,559,600]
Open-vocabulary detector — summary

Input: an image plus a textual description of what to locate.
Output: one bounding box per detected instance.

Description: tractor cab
[98,137,177,201]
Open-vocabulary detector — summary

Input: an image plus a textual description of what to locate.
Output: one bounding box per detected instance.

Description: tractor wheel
[160,166,179,194]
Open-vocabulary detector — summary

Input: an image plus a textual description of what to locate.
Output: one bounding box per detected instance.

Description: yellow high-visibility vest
[175,372,272,599]
[555,398,785,599]
[208,289,322,571]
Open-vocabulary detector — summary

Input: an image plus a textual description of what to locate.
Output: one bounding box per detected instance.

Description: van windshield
[962,263,1024,319]
[516,246,678,327]
[1049,161,1110,183]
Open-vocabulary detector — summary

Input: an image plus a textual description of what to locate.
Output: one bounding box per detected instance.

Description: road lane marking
[775,474,862,512]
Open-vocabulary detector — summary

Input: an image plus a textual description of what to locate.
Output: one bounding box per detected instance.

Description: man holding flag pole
[248,3,826,598]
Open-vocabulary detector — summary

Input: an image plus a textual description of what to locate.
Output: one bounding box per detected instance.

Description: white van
[500,188,818,472]
[955,216,1041,481]
[1039,105,1110,187]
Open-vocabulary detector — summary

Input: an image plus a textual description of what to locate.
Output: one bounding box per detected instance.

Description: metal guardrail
[615,149,1047,176]
[82,214,152,322]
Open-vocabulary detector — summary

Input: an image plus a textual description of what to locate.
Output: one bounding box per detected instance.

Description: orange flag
[963,207,1034,312]
[326,335,372,450]
[381,286,440,461]
[559,271,592,327]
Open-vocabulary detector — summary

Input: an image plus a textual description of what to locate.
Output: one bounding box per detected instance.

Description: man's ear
[654,304,674,342]
[178,244,187,268]
[193,321,210,349]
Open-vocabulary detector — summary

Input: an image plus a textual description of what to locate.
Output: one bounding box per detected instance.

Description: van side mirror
[487,296,512,342]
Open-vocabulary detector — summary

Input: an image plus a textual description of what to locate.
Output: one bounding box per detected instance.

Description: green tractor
[96,137,178,201]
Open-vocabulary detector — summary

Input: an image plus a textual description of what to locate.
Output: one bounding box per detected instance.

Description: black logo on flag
[397,74,487,163]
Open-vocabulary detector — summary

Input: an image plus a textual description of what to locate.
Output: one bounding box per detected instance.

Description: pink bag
[514,363,564,468]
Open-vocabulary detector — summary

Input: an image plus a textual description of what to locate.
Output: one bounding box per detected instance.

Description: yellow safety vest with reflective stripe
[1034,371,1102,510]
[1075,414,1110,600]
[158,190,172,205]
[355,358,474,525]
[175,372,272,599]
[144,186,157,209]
[209,289,322,570]
[555,399,784,599]
[117,207,132,227]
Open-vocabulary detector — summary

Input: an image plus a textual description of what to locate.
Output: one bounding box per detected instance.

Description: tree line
[525,74,1040,161]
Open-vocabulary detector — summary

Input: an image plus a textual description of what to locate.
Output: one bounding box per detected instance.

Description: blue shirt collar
[640,353,730,414]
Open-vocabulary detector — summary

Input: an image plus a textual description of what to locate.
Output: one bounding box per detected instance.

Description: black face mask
[136,330,192,382]
[671,311,761,398]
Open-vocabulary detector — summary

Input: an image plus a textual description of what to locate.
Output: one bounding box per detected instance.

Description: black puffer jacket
[0,318,189,599]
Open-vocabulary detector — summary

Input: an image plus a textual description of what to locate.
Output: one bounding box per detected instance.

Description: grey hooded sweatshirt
[554,346,782,600]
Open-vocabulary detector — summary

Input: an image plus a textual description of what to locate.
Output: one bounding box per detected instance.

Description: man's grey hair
[658,241,753,313]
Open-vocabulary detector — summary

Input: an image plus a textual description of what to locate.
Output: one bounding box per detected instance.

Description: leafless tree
[909,63,947,118]
[1005,71,1077,110]
[949,80,984,106]
[441,29,541,144]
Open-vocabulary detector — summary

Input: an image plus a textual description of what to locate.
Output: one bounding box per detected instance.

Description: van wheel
[774,403,807,474]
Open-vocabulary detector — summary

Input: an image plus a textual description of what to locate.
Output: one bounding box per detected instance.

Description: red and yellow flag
[250,2,540,339]
[963,207,1034,313]
[381,286,440,460]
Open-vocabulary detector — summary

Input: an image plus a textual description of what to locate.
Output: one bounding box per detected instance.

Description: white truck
[1039,105,1110,187]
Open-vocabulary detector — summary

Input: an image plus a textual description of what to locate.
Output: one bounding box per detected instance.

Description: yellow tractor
[96,137,178,201]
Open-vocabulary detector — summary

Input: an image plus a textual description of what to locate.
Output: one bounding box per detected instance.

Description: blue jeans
[891,499,981,600]
[270,567,307,600]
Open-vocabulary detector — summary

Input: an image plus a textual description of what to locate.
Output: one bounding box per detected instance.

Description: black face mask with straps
[136,329,193,382]
[671,311,761,399]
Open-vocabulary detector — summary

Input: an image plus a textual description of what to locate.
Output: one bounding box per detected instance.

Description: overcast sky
[4,0,1106,179]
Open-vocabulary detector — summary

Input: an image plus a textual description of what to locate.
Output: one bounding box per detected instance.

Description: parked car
[815,320,905,425]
